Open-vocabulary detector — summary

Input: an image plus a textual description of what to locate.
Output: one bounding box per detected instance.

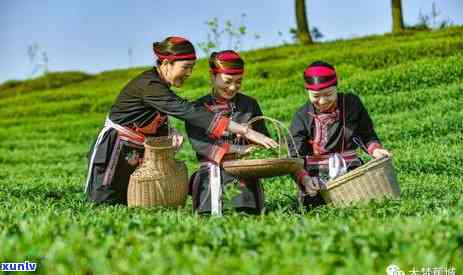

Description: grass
[1,26,462,274]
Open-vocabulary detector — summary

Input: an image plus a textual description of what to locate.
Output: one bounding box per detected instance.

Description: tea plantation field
[0,27,462,274]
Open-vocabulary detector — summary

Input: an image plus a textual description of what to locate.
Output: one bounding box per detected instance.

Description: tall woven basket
[127,136,188,207]
[320,157,400,206]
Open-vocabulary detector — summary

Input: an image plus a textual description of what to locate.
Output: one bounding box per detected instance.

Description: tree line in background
[295,0,454,45]
[198,0,454,54]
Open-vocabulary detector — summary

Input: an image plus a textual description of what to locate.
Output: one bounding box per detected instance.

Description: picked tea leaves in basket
[222,116,303,179]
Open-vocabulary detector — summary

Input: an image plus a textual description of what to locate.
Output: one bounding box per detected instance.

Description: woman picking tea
[85,37,277,205]
[290,61,392,209]
[186,50,268,215]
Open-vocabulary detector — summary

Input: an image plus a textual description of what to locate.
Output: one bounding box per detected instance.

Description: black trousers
[86,136,143,205]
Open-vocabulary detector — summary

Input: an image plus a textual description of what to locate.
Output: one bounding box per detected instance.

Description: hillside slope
[0,27,462,275]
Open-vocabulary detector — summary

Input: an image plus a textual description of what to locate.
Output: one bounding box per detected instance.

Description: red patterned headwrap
[153,36,197,61]
[209,51,244,75]
[303,61,337,91]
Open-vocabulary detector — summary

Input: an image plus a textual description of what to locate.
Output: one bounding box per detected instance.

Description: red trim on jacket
[135,113,167,135]
[210,116,230,139]
[295,169,309,185]
[208,143,231,163]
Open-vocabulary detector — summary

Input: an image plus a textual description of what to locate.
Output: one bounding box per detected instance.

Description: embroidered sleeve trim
[209,115,230,139]
[207,143,231,164]
[295,169,309,185]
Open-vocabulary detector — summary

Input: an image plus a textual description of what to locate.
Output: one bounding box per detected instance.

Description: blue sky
[1,0,462,83]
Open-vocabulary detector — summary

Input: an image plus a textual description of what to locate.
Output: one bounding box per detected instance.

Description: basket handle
[244,116,300,159]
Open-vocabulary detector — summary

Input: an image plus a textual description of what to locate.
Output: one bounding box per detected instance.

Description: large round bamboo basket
[320,157,400,206]
[222,116,302,179]
[127,136,188,207]
[223,158,303,179]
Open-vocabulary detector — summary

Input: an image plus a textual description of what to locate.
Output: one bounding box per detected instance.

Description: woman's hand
[301,176,320,197]
[244,129,278,149]
[372,148,392,159]
[227,121,278,149]
[127,151,142,167]
[229,144,254,155]
[170,128,184,152]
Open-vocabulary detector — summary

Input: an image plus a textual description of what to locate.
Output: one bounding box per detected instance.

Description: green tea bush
[243,26,463,66]
[0,71,92,98]
[340,54,463,95]
[244,35,463,83]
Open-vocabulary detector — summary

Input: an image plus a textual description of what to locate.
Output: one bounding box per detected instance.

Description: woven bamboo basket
[222,116,303,179]
[320,157,400,206]
[127,136,188,207]
[223,158,304,179]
